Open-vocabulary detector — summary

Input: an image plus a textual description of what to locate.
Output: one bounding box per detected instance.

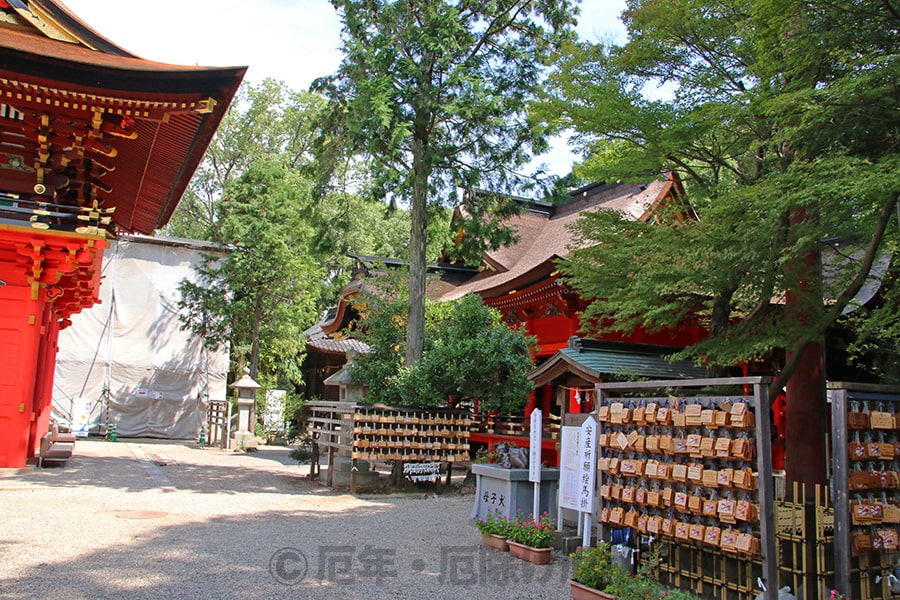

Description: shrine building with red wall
[0,0,244,467]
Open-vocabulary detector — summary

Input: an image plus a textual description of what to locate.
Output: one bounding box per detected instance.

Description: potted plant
[569,543,702,600]
[473,509,511,551]
[506,511,556,564]
[569,542,618,599]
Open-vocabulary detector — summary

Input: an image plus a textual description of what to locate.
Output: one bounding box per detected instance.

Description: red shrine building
[312,173,711,465]
[0,0,244,467]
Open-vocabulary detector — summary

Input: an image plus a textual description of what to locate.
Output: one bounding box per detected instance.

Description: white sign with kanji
[577,415,597,512]
[529,407,542,483]
[559,425,581,511]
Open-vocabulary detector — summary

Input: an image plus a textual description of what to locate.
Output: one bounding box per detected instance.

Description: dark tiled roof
[440,179,670,301]
[304,322,369,355]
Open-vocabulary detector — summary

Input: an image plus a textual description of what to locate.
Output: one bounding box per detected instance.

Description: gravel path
[0,440,571,599]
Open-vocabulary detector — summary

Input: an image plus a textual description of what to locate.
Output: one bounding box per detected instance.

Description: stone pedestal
[230,368,260,451]
[471,463,560,522]
[231,430,258,451]
[325,456,379,487]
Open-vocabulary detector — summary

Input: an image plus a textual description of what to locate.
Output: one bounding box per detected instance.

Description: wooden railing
[469,412,562,440]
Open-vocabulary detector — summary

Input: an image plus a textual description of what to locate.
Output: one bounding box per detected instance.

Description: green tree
[161,79,329,240]
[535,0,900,487]
[166,77,436,392]
[177,160,322,382]
[535,0,900,385]
[309,192,451,310]
[316,0,579,367]
[351,278,535,413]
[417,294,536,413]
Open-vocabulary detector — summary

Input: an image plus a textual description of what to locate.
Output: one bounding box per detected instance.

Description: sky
[62,0,629,177]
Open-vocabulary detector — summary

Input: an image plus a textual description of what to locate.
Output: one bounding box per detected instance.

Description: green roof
[529,343,707,386]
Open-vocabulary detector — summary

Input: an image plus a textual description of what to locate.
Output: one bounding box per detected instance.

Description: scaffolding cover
[52,235,230,438]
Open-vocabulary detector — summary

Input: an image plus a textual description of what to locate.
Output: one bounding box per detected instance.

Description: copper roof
[0,1,246,235]
[440,177,676,301]
[528,338,708,387]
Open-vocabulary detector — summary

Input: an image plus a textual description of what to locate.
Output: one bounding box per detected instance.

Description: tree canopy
[170,79,419,389]
[316,0,580,367]
[350,274,536,413]
[177,160,322,383]
[534,0,900,388]
[162,80,329,241]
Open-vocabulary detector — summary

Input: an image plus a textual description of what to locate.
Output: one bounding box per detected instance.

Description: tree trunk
[706,285,736,378]
[249,302,262,380]
[406,129,431,366]
[784,208,827,488]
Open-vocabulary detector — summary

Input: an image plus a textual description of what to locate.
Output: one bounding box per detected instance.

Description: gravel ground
[0,440,571,599]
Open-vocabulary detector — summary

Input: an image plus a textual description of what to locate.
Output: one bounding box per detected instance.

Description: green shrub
[571,542,616,591]
[473,509,511,537]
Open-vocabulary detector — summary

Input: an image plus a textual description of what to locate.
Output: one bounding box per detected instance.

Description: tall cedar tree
[315,0,579,366]
[170,79,418,390]
[534,0,900,391]
[177,161,322,382]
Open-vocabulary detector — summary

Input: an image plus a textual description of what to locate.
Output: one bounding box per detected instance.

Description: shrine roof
[0,1,246,235]
[305,319,370,356]
[440,176,681,301]
[528,338,707,387]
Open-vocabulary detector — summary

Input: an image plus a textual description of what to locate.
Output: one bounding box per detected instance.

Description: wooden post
[754,380,778,600]
[310,436,319,479]
[327,446,335,487]
[829,385,852,598]
[350,457,358,494]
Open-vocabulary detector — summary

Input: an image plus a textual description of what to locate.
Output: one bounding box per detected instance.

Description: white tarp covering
[52,235,230,438]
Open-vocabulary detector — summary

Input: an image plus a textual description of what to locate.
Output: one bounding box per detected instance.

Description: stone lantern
[230,367,261,451]
[323,350,366,404]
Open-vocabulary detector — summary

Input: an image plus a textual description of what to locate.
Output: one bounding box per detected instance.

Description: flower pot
[569,579,617,600]
[507,540,552,564]
[482,532,509,551]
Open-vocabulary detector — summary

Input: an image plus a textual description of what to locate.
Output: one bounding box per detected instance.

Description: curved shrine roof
[0,1,246,235]
[440,177,677,301]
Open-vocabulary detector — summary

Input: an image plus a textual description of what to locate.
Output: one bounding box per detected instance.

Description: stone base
[550,529,583,552]
[559,534,597,554]
[324,456,380,487]
[231,431,258,451]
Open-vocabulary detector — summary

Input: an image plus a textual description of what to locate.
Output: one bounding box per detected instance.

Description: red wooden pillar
[29,305,61,457]
[0,283,43,468]
[0,228,105,467]
[524,389,537,416]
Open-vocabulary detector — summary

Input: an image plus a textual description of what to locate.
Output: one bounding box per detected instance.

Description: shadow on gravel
[2,441,331,496]
[0,439,570,600]
[0,499,571,600]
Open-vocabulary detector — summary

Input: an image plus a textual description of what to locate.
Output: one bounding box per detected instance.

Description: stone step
[557,534,597,555]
